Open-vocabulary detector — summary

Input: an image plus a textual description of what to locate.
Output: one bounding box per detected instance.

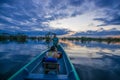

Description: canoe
[8,44,80,80]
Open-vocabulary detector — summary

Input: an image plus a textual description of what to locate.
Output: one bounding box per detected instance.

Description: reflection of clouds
[100,49,112,53]
[60,40,103,58]
[111,42,120,45]
[61,40,120,58]
[72,57,116,70]
[113,49,120,56]
[32,44,46,50]
[60,39,76,47]
[61,40,120,73]
[66,46,103,58]
[0,43,47,60]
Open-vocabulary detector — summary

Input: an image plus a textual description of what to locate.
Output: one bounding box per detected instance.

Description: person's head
[53,34,56,38]
[50,46,57,51]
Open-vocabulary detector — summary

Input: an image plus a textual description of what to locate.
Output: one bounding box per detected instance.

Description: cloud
[0,0,120,35]
[93,0,120,26]
[94,0,119,8]
[69,0,84,6]
[0,0,85,33]
[94,15,120,26]
[73,28,120,37]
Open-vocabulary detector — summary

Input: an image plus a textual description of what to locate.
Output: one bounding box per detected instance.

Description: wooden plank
[25,73,68,80]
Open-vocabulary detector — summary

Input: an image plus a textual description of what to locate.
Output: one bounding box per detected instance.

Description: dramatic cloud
[73,28,120,37]
[0,0,120,36]
[93,0,120,26]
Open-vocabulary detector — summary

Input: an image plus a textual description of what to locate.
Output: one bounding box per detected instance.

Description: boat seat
[43,62,59,74]
[25,73,68,80]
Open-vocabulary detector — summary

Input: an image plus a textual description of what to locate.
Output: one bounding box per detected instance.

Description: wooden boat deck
[24,47,68,80]
[26,74,68,80]
[31,53,67,74]
[8,45,80,80]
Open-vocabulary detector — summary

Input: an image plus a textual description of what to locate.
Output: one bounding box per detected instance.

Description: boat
[8,44,80,80]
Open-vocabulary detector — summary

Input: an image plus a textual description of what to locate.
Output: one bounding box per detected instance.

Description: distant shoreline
[0,33,120,44]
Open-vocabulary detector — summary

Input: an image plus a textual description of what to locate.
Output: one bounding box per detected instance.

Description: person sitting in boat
[52,34,59,48]
[44,46,59,63]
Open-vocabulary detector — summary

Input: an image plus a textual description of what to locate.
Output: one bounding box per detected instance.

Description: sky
[0,0,120,36]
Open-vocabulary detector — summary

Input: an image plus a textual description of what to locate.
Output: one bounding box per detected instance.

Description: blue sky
[0,0,120,36]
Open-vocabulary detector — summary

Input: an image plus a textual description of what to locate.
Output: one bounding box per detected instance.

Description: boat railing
[62,51,69,74]
[23,51,46,73]
[59,44,80,80]
[8,49,48,80]
[30,60,42,72]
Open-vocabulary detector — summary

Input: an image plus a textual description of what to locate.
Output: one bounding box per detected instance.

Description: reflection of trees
[0,33,46,43]
[29,36,45,41]
[1,33,120,44]
[61,37,120,44]
[10,34,27,43]
[0,33,27,43]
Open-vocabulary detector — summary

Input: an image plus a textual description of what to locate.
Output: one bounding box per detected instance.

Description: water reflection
[0,40,120,80]
[60,40,120,80]
[0,41,47,80]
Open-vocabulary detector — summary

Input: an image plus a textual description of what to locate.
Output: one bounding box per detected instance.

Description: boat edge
[8,49,48,80]
[59,44,80,80]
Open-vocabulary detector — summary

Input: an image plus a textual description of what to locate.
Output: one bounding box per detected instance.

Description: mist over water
[0,40,120,80]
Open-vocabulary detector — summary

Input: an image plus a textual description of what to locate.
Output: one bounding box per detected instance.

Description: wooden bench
[43,62,59,74]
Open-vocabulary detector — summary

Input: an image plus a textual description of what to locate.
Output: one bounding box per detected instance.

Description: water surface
[0,40,120,80]
[62,40,120,80]
[0,41,47,79]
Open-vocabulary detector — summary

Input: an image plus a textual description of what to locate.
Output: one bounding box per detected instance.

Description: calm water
[0,40,120,80]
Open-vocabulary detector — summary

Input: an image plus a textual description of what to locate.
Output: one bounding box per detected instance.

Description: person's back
[52,34,59,47]
[43,46,59,74]
[47,51,57,58]
[44,46,58,62]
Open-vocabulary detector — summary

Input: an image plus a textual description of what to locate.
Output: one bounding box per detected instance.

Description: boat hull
[8,44,80,80]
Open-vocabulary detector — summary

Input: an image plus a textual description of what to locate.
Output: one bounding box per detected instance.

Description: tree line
[0,33,46,43]
[61,37,120,44]
[0,33,120,44]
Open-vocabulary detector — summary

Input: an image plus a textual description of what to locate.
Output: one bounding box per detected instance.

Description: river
[0,40,120,80]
